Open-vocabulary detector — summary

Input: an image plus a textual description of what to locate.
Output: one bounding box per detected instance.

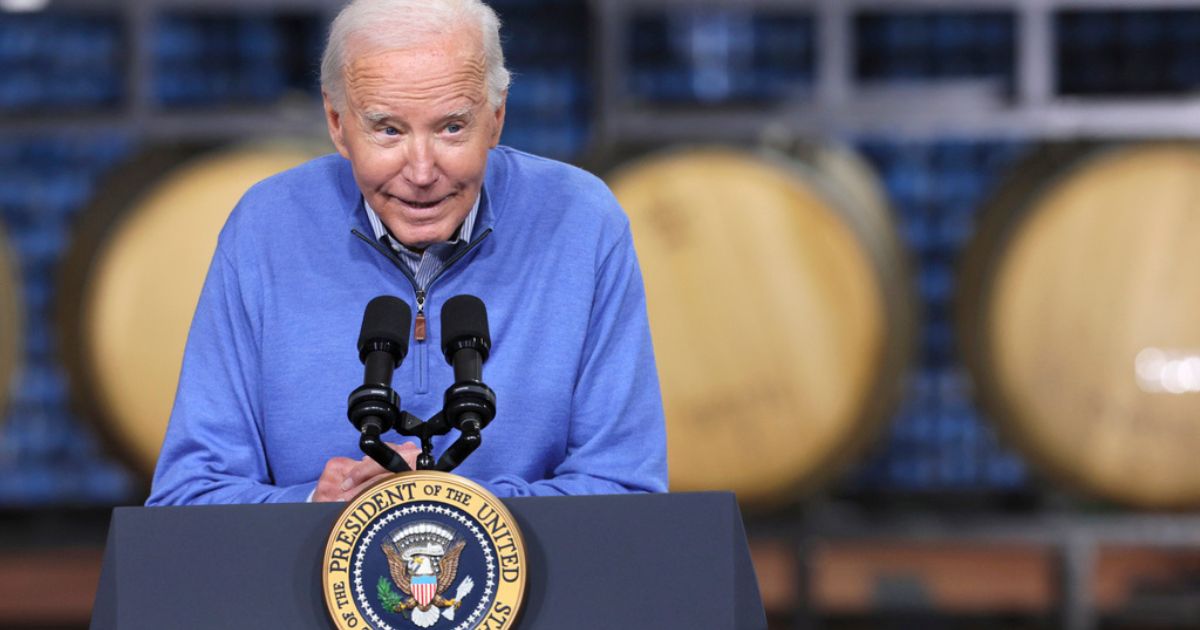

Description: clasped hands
[313,442,421,502]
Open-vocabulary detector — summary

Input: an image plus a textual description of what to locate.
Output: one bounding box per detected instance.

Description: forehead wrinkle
[343,42,487,105]
[355,88,482,122]
[345,59,488,114]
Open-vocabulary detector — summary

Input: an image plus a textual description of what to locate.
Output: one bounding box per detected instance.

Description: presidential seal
[323,472,526,630]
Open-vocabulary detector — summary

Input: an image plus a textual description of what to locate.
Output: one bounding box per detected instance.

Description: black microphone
[441,295,490,385]
[349,296,411,437]
[358,296,411,384]
[433,295,496,472]
[440,295,496,438]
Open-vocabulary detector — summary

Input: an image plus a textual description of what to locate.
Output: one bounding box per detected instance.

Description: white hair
[320,0,511,111]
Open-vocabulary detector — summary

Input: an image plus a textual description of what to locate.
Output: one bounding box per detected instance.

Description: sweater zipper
[414,289,428,392]
[352,228,493,394]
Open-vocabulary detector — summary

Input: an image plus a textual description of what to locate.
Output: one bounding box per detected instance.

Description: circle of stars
[352,502,498,630]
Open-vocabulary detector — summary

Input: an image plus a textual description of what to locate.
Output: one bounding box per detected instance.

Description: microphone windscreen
[358,295,411,356]
[441,294,490,355]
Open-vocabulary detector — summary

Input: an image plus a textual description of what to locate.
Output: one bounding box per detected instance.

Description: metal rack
[0,0,340,137]
[11,0,1200,139]
[591,0,1200,144]
[786,507,1200,630]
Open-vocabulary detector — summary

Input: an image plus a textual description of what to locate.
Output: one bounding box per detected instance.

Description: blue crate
[857,11,1015,88]
[626,10,813,105]
[152,14,308,107]
[918,265,954,303]
[847,139,1032,495]
[1058,10,1200,95]
[0,13,123,111]
[498,6,592,162]
[21,326,53,363]
[0,135,138,507]
[82,462,137,501]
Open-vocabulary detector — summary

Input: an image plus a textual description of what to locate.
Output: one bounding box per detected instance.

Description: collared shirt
[364,195,480,290]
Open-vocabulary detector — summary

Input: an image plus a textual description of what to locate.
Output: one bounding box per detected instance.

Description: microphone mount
[349,386,495,473]
[347,294,496,474]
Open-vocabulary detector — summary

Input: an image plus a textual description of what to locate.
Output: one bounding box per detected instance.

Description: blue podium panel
[91,492,765,630]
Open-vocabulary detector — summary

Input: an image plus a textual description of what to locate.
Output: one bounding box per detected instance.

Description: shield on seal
[412,574,437,608]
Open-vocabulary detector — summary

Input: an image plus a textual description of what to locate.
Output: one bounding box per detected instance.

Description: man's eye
[383,127,399,136]
[446,123,463,134]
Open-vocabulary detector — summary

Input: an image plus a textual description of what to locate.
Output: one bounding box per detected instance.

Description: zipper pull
[414,291,427,342]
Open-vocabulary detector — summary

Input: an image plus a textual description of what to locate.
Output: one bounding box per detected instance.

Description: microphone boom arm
[349,294,495,473]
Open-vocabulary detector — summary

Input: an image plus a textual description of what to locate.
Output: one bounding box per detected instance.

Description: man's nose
[402,138,439,188]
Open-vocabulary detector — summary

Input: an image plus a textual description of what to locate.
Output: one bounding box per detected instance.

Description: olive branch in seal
[377,576,405,613]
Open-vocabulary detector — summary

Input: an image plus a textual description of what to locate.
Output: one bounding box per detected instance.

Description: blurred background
[4,0,1200,628]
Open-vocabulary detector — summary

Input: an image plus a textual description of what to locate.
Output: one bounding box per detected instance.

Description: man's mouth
[394,194,451,210]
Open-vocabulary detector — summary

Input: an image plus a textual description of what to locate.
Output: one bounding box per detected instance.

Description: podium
[90,492,766,629]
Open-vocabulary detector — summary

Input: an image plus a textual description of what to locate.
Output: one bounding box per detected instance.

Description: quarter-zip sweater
[147,146,667,505]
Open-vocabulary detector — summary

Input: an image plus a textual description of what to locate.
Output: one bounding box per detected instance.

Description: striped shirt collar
[364,194,481,252]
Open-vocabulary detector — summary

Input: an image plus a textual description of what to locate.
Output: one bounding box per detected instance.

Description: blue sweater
[147,147,667,505]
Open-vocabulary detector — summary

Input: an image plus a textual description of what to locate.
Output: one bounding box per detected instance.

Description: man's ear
[323,92,350,159]
[489,94,507,148]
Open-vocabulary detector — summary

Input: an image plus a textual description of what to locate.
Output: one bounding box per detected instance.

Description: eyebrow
[440,107,475,123]
[361,107,475,126]
[362,110,391,125]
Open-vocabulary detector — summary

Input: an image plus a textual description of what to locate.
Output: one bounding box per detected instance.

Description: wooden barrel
[58,142,325,479]
[608,145,915,507]
[0,223,22,422]
[959,142,1200,508]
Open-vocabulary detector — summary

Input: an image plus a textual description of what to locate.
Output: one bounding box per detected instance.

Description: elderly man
[146,0,666,505]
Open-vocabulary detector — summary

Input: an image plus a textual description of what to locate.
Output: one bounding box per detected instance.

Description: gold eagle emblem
[379,522,474,627]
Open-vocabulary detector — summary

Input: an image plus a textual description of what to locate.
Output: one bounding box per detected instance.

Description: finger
[390,442,422,469]
[313,457,359,502]
[328,457,358,476]
[342,471,393,500]
[340,457,389,492]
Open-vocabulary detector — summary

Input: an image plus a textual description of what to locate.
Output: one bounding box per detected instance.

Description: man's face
[324,29,505,248]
